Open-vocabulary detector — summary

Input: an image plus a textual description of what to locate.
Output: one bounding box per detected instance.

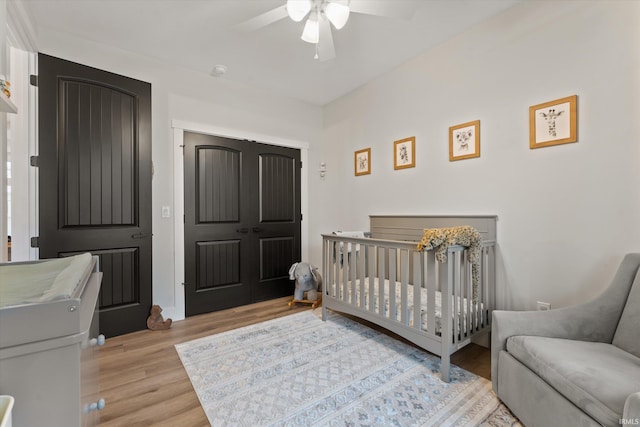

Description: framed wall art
[393,136,415,170]
[354,148,371,176]
[449,120,480,161]
[529,95,577,149]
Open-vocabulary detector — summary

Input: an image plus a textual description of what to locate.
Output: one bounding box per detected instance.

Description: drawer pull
[84,398,106,413]
[89,334,106,347]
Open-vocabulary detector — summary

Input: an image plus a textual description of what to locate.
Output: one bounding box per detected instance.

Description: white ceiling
[23,0,521,106]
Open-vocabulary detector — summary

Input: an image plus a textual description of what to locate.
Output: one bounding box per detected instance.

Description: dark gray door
[184,132,301,316]
[38,53,152,337]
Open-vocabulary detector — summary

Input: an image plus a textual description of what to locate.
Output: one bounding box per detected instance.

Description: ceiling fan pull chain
[314,43,319,60]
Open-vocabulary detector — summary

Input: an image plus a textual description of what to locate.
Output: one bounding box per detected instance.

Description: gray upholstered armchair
[492,253,640,427]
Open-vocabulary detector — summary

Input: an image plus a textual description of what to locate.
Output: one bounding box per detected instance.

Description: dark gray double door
[183,132,301,316]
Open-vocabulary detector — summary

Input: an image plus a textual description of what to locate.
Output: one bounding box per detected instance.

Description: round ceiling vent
[211,64,228,77]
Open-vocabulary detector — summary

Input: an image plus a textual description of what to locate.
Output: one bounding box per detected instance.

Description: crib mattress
[327,278,483,335]
[0,254,99,349]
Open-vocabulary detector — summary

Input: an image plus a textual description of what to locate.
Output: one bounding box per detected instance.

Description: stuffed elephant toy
[289,262,322,301]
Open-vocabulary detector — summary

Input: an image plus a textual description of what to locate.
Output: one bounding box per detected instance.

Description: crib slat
[427,251,436,336]
[461,249,470,338]
[484,245,492,326]
[342,243,348,302]
[358,245,365,309]
[440,257,452,381]
[322,239,328,320]
[412,251,423,330]
[467,250,474,334]
[388,248,396,320]
[368,245,375,313]
[330,239,335,297]
[453,249,461,345]
[349,241,356,304]
[478,245,484,327]
[400,249,409,325]
[334,241,339,299]
[378,247,386,316]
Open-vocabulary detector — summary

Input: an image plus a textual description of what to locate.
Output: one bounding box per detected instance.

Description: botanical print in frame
[393,136,415,170]
[449,120,480,161]
[354,148,371,176]
[529,95,577,149]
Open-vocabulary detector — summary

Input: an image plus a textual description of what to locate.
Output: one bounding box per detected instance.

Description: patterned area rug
[176,310,521,426]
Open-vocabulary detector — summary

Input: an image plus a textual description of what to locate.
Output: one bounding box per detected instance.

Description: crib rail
[321,233,496,379]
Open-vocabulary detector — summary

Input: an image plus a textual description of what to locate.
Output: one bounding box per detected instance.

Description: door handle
[131,233,150,239]
[236,228,249,234]
[252,227,264,233]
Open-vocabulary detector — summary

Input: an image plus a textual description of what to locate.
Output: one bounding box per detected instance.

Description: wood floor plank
[97,297,490,425]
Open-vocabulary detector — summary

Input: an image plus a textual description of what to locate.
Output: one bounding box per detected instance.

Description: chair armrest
[491,300,621,393]
[624,392,640,422]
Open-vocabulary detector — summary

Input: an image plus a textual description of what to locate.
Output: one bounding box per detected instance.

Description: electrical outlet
[537,301,551,311]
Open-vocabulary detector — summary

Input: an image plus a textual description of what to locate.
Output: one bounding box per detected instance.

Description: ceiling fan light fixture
[324,2,350,30]
[286,0,312,22]
[301,13,319,44]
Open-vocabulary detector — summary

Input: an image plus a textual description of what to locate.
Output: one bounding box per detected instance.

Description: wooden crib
[321,215,497,382]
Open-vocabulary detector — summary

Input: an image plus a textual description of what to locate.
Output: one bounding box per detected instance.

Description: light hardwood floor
[98,297,491,426]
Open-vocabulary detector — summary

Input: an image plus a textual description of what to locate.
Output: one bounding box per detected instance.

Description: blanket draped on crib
[416,226,482,302]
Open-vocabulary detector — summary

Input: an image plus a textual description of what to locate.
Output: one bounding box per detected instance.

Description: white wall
[309,1,640,310]
[34,28,323,320]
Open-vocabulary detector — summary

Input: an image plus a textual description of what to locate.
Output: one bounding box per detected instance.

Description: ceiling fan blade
[348,0,418,20]
[234,5,289,32]
[317,17,336,61]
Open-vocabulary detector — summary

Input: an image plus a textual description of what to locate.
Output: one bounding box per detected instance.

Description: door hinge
[30,237,39,248]
[29,75,38,87]
[301,213,303,221]
[30,156,39,167]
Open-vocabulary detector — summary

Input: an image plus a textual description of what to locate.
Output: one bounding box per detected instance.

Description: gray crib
[321,215,497,382]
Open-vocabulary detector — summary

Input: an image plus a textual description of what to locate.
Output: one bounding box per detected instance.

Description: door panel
[197,147,240,223]
[259,154,296,222]
[184,132,300,316]
[38,53,152,337]
[255,236,295,301]
[92,248,139,309]
[196,240,241,289]
[59,79,136,227]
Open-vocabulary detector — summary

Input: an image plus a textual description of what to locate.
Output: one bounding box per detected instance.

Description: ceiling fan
[235,0,417,61]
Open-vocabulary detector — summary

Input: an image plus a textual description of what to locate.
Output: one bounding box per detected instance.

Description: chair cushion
[613,268,640,357]
[507,336,640,426]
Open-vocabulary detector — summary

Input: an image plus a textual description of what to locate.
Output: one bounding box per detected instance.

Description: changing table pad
[0,253,93,308]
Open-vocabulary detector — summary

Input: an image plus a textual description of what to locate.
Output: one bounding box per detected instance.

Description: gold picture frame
[354,148,371,176]
[393,136,415,170]
[449,120,480,161]
[529,95,577,149]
